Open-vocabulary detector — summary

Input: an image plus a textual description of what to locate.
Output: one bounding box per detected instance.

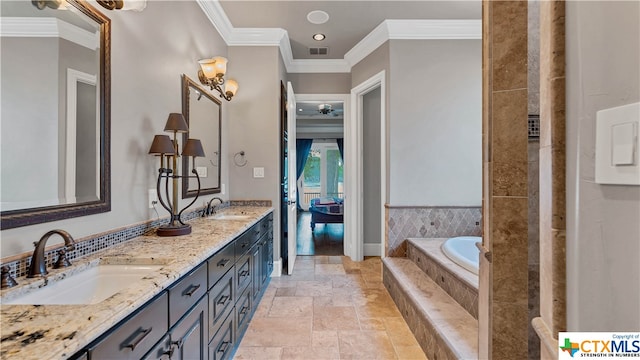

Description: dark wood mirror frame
[181,75,222,198]
[0,0,111,229]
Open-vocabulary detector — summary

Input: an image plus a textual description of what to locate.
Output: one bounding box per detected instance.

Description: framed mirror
[182,75,221,198]
[0,0,111,229]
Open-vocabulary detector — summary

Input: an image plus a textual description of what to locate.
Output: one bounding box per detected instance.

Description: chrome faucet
[27,230,76,278]
[204,197,224,217]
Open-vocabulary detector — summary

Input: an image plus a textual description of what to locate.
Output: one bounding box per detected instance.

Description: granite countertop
[0,206,273,359]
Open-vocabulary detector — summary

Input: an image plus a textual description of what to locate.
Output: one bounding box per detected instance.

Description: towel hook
[234,151,247,167]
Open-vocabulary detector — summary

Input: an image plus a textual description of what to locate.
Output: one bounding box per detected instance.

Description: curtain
[296,139,314,210]
[336,138,344,160]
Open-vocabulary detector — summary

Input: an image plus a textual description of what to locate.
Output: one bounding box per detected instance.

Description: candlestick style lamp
[149,113,205,236]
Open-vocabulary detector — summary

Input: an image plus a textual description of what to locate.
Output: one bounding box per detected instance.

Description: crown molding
[197,1,481,74]
[0,17,98,50]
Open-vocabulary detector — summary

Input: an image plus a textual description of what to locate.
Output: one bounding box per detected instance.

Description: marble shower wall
[385,206,482,257]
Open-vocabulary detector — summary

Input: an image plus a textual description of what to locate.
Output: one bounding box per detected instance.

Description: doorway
[345,71,386,261]
[294,94,348,256]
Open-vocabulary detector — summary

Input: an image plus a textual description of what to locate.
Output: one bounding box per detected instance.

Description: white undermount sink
[208,213,251,220]
[2,264,163,305]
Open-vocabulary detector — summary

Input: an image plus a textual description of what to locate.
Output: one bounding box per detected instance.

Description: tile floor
[235,256,428,359]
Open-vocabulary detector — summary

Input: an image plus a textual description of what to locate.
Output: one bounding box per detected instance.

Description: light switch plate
[253,167,265,178]
[595,102,640,185]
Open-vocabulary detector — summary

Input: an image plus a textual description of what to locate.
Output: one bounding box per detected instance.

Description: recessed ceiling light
[312,33,326,41]
[307,10,329,25]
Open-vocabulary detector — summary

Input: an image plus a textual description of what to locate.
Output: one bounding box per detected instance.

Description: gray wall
[363,87,382,245]
[1,1,230,257]
[566,0,640,331]
[76,81,98,200]
[1,38,59,206]
[388,39,482,206]
[288,73,351,94]
[227,46,283,259]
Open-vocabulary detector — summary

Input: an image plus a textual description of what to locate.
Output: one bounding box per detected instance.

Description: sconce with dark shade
[197,57,239,101]
[96,0,146,11]
[149,113,204,236]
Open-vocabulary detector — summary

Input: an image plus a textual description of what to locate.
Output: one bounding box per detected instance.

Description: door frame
[347,70,386,261]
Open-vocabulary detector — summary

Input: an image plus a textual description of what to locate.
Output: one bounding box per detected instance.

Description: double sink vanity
[0,206,274,360]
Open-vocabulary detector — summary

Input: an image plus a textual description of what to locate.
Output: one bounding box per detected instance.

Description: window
[300,142,343,210]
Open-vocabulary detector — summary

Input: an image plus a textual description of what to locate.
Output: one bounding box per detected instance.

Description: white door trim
[348,70,386,261]
[66,68,97,203]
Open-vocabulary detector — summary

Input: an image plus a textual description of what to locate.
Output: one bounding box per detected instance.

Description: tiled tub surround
[0,206,272,359]
[406,238,479,319]
[386,206,481,257]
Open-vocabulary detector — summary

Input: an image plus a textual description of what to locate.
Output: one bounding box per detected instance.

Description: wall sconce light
[197,57,239,101]
[148,113,204,236]
[96,0,146,11]
[31,0,66,10]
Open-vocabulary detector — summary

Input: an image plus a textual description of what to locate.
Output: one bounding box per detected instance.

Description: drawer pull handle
[217,258,230,267]
[184,284,201,297]
[124,327,152,351]
[241,242,248,248]
[217,295,229,305]
[239,270,249,277]
[217,341,230,354]
[240,306,249,315]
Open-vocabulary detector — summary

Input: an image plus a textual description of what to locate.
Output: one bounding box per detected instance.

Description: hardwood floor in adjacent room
[296,211,344,256]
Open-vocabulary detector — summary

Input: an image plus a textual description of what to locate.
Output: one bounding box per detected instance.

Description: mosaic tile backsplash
[1,200,271,279]
[386,206,482,257]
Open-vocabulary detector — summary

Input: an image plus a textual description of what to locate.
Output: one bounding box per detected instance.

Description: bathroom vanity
[0,207,273,360]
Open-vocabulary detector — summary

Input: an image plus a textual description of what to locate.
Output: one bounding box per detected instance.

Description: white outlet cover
[196,166,207,177]
[595,102,640,185]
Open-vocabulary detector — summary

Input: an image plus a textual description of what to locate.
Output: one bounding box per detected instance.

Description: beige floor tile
[268,296,313,318]
[312,330,339,348]
[395,345,429,360]
[295,280,333,297]
[338,330,398,359]
[313,305,361,330]
[240,317,312,347]
[275,287,297,297]
[384,318,420,347]
[281,346,340,360]
[315,263,347,275]
[236,256,427,360]
[358,317,387,330]
[233,346,283,359]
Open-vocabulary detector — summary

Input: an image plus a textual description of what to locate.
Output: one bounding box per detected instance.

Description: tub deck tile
[383,257,478,360]
[406,238,479,320]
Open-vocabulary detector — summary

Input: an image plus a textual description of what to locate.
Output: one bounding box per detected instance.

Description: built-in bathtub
[441,236,481,275]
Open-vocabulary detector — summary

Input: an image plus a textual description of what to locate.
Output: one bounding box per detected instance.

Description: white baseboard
[364,243,382,257]
[271,258,282,277]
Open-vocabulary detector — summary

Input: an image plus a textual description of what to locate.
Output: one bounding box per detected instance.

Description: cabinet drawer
[208,242,235,288]
[208,310,234,360]
[168,263,208,327]
[208,268,234,339]
[234,230,253,257]
[89,293,168,360]
[236,252,251,296]
[236,286,252,337]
